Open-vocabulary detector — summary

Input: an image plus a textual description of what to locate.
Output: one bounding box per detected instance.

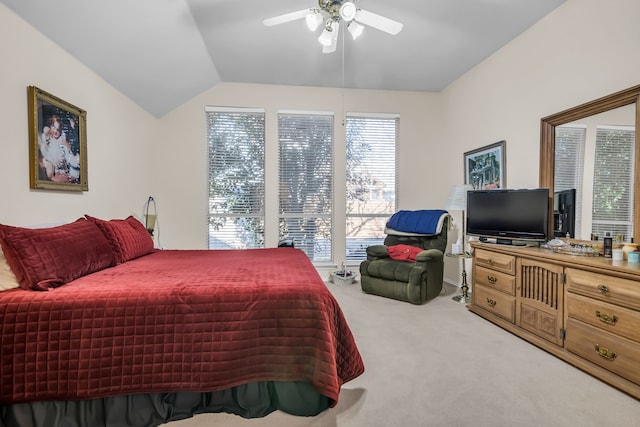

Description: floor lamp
[445,184,474,303]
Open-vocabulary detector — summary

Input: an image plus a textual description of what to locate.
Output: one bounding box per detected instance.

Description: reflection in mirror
[554,105,635,240]
[539,84,640,244]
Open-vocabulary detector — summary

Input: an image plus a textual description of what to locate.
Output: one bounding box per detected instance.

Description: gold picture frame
[28,86,88,191]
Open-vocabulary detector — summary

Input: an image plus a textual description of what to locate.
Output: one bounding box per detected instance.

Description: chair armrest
[366,245,389,260]
[415,248,443,263]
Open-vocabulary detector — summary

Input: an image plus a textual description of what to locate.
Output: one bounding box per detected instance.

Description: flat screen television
[466,188,550,245]
[553,189,576,238]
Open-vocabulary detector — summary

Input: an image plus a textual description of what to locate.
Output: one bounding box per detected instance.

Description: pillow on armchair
[387,244,424,261]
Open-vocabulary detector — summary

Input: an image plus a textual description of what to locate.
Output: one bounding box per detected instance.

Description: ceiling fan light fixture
[264,1,404,53]
[322,44,336,54]
[339,2,357,22]
[348,20,364,40]
[305,11,323,31]
[318,25,334,47]
[322,21,340,53]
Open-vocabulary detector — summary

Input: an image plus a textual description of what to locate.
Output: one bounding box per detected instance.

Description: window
[345,114,398,261]
[278,112,333,262]
[206,107,265,249]
[555,125,585,237]
[592,125,635,239]
[205,107,399,265]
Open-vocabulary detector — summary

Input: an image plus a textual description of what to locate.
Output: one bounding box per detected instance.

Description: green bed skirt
[0,381,330,427]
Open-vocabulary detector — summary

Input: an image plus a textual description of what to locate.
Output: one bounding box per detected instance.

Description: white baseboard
[444,278,462,288]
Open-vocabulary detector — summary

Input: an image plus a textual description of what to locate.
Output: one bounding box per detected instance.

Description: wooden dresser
[470,242,640,400]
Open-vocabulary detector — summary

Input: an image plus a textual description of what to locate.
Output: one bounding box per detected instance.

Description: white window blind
[278,112,333,262]
[345,114,398,260]
[206,108,265,249]
[592,125,635,239]
[554,125,585,237]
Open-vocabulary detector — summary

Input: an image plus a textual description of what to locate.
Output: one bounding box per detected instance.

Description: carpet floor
[167,282,640,427]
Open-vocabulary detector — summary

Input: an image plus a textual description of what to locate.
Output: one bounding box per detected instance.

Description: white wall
[441,0,640,190]
[0,4,158,227]
[154,83,443,251]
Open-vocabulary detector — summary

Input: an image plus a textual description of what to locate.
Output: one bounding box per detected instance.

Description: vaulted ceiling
[2,0,566,117]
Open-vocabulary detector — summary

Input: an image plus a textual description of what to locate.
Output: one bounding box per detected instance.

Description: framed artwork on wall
[28,86,88,191]
[464,140,506,190]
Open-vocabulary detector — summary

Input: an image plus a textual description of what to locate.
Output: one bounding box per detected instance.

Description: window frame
[345,112,399,261]
[205,106,266,250]
[277,110,335,263]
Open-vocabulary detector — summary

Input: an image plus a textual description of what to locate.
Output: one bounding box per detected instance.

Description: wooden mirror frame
[539,84,640,243]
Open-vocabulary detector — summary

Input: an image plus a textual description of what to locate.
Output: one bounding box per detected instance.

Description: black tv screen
[466,188,550,244]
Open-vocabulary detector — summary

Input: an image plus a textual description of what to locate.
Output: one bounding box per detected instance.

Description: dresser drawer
[566,318,640,385]
[473,284,515,323]
[474,249,516,275]
[475,265,515,296]
[566,268,640,310]
[567,293,640,343]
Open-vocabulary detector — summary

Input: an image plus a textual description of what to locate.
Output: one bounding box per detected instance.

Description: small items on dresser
[621,242,638,260]
[627,251,640,263]
[603,233,613,258]
[612,249,624,261]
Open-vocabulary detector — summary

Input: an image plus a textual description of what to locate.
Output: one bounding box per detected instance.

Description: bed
[0,217,364,427]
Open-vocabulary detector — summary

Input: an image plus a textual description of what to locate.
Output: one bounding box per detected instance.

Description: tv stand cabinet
[469,242,640,400]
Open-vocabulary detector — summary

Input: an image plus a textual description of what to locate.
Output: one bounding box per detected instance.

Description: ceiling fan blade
[263,9,310,27]
[355,9,403,35]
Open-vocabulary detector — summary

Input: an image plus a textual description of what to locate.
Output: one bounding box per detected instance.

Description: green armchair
[359,215,449,304]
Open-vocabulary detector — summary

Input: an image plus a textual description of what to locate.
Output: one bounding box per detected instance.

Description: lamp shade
[143,196,157,237]
[305,12,323,31]
[318,25,334,46]
[348,21,364,40]
[321,21,340,53]
[445,184,474,211]
[145,214,156,231]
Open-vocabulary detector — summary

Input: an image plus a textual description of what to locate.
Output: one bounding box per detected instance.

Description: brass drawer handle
[486,298,497,307]
[594,344,617,361]
[488,258,494,265]
[597,285,609,295]
[595,310,618,325]
[487,275,497,284]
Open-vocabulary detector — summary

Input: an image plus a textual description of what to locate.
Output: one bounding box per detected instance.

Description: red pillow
[387,244,424,262]
[0,219,116,291]
[86,215,154,264]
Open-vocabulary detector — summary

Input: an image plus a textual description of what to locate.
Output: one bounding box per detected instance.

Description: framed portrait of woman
[28,86,88,191]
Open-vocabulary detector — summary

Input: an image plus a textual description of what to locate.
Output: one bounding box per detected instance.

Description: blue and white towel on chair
[385,209,449,236]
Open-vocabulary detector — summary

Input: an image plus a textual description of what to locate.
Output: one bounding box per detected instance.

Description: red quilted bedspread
[0,248,364,405]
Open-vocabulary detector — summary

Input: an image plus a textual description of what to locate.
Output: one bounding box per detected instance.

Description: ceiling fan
[263,0,403,54]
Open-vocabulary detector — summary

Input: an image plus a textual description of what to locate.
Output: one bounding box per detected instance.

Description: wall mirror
[540,84,640,243]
